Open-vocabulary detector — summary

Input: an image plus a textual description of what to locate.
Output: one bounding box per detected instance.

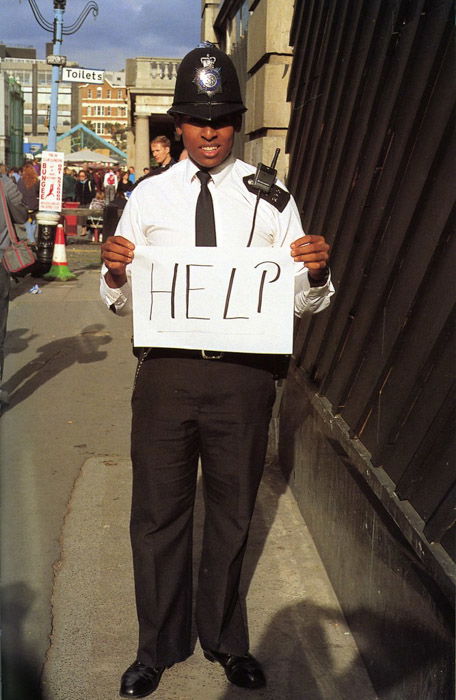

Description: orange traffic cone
[43,224,76,281]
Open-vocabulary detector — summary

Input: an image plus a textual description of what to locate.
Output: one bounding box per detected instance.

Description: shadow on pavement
[218,600,452,700]
[4,328,40,358]
[240,454,288,599]
[4,323,112,411]
[1,582,44,700]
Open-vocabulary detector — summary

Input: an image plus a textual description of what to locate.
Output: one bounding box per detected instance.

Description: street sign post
[47,54,67,66]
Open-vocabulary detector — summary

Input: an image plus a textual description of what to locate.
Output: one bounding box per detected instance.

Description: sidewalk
[2,262,377,700]
[41,451,377,700]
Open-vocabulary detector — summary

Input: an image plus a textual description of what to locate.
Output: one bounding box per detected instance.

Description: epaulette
[242,175,291,212]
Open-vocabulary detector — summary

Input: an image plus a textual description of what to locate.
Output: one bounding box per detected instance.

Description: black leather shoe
[203,649,266,689]
[119,661,165,698]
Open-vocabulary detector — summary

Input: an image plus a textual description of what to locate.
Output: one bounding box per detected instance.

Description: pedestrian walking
[74,170,95,236]
[101,44,333,699]
[103,167,118,204]
[127,166,136,184]
[62,166,76,202]
[74,169,94,206]
[117,171,134,198]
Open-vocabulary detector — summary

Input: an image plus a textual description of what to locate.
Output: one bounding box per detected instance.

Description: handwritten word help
[132,246,295,354]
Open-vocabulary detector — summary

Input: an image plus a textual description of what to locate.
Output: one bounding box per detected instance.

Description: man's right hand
[101,235,135,288]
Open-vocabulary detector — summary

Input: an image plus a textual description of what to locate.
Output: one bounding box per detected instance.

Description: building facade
[0,74,24,167]
[125,57,180,173]
[78,72,127,148]
[0,44,78,151]
[201,0,295,181]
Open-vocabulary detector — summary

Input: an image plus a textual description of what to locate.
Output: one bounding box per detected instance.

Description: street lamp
[26,0,99,265]
[26,0,99,151]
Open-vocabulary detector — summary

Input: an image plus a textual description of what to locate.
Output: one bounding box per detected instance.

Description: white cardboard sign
[131,246,295,354]
[39,151,64,212]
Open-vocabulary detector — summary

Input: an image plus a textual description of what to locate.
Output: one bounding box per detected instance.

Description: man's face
[151,142,170,165]
[175,115,240,169]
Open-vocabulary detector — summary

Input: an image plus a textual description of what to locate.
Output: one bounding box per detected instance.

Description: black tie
[195,171,216,246]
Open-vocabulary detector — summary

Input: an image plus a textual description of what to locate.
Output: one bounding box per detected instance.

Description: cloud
[3,0,201,69]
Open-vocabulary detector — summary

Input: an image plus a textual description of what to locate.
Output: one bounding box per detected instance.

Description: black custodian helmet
[168,43,246,122]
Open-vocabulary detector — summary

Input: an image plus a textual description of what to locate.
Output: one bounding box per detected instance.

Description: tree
[104,122,127,150]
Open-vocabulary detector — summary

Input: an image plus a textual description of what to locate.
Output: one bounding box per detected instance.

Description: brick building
[78,72,128,147]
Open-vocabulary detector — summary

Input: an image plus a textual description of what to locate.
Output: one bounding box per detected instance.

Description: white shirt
[103,170,118,188]
[100,156,334,317]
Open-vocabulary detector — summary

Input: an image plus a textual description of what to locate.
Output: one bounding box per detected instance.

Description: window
[240,0,250,36]
[106,89,111,98]
[38,71,51,85]
[117,89,123,98]
[106,106,111,116]
[87,88,92,98]
[58,93,71,105]
[9,70,32,85]
[97,87,102,98]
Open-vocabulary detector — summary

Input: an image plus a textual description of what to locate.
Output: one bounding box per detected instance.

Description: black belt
[135,347,290,378]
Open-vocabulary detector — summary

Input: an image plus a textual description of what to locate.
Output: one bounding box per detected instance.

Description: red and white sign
[39,151,64,212]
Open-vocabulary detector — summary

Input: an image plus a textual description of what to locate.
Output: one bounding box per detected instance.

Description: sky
[2,0,202,70]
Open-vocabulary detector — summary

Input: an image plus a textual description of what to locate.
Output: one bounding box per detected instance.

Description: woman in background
[17,163,39,243]
[116,171,134,198]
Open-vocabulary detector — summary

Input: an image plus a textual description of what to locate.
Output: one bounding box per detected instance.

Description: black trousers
[130,355,276,667]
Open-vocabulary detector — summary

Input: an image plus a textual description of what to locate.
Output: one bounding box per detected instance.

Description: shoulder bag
[0,178,37,274]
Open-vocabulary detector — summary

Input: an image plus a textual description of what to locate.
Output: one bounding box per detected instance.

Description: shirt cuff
[293,268,335,316]
[100,270,131,313]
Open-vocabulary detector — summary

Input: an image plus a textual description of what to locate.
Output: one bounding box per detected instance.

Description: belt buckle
[201,350,224,360]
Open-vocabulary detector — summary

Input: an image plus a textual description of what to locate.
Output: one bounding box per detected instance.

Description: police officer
[101,44,333,698]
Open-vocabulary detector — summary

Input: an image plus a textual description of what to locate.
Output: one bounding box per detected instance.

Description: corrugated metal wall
[285,0,455,560]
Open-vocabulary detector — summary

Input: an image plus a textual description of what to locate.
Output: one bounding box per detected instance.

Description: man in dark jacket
[0,173,28,413]
[74,170,95,236]
[74,169,94,205]
[134,136,176,188]
[62,167,76,202]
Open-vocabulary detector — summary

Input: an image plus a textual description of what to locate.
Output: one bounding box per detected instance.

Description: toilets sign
[131,247,295,354]
[61,67,104,84]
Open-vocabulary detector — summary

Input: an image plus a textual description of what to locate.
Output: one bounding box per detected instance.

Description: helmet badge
[193,54,222,97]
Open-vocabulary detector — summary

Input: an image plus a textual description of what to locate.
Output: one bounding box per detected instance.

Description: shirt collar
[184,154,236,187]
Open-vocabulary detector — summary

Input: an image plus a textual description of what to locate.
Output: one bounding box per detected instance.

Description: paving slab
[42,453,378,700]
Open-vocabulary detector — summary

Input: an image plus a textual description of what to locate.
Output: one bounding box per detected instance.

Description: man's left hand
[290,234,330,281]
